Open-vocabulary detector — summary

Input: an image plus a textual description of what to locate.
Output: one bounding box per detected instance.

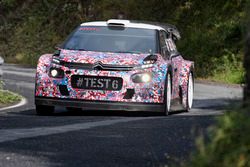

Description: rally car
[35,19,194,115]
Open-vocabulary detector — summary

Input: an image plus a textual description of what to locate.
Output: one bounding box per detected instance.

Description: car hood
[59,49,151,66]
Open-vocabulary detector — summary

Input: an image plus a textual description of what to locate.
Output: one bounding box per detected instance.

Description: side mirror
[168,28,181,42]
[172,35,178,43]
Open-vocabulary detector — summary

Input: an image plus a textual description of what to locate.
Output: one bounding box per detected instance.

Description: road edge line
[0,97,27,111]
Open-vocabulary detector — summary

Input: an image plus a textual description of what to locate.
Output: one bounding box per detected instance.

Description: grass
[207,69,245,84]
[206,54,245,84]
[0,89,22,107]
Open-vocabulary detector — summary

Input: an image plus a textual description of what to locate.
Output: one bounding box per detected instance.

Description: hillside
[0,0,247,83]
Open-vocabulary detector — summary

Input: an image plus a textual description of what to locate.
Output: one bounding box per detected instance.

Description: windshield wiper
[114,51,144,54]
[64,48,86,51]
[76,49,86,51]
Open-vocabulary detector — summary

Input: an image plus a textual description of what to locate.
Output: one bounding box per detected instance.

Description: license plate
[71,75,123,91]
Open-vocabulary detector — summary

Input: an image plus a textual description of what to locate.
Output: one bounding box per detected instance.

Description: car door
[165,34,183,99]
[159,30,178,99]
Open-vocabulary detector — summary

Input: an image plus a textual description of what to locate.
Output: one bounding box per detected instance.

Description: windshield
[62,26,157,54]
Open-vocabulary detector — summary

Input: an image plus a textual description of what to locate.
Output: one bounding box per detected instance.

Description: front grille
[60,61,92,69]
[60,61,134,71]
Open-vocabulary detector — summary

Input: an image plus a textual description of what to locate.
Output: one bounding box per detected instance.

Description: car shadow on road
[14,108,165,117]
[9,97,242,117]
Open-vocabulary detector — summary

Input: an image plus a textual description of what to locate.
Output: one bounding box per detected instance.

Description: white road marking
[0,97,27,112]
[0,117,160,143]
[2,64,36,72]
[3,71,35,78]
[4,80,35,89]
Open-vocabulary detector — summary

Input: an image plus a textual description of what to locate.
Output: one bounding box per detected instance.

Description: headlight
[141,64,154,68]
[143,60,156,65]
[133,64,154,70]
[51,69,58,77]
[131,73,152,83]
[133,54,157,70]
[49,68,64,78]
[143,54,157,64]
[52,58,61,65]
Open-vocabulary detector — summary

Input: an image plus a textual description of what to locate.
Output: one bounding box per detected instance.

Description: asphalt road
[0,64,242,167]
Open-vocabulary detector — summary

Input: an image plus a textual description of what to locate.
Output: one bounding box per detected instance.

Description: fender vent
[123,89,135,99]
[59,85,69,96]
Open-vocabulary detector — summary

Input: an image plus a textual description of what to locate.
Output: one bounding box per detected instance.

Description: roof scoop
[107,19,130,27]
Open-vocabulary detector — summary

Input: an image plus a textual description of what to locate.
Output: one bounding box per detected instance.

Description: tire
[185,72,194,112]
[36,105,54,116]
[164,73,172,116]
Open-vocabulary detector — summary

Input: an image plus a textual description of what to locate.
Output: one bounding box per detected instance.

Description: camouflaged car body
[35,20,194,110]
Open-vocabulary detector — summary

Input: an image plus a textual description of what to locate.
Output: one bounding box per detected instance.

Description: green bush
[0,0,16,8]
[188,109,250,167]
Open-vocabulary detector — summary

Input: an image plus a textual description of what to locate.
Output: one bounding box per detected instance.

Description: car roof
[80,19,165,31]
[80,19,181,40]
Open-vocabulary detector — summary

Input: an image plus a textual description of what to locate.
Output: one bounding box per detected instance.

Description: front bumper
[35,97,164,112]
[35,65,167,104]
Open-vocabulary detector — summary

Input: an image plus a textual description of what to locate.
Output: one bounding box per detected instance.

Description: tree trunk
[244,2,250,106]
[244,34,250,104]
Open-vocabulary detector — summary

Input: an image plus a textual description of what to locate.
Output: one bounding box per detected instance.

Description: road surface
[0,64,242,167]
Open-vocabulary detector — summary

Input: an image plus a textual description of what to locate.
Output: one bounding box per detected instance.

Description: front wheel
[185,72,194,111]
[36,105,54,116]
[164,73,172,116]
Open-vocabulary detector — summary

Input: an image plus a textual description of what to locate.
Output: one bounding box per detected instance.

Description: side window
[159,31,169,59]
[166,30,178,52]
[165,38,177,53]
[165,31,179,59]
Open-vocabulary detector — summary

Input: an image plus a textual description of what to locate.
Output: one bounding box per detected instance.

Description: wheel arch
[167,64,173,92]
[189,63,195,78]
[163,64,173,104]
[35,54,53,95]
[36,54,53,74]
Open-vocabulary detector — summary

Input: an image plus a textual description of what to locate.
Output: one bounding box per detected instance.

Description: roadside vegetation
[185,108,250,167]
[184,3,250,166]
[0,0,247,84]
[0,90,22,107]
[0,81,21,107]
